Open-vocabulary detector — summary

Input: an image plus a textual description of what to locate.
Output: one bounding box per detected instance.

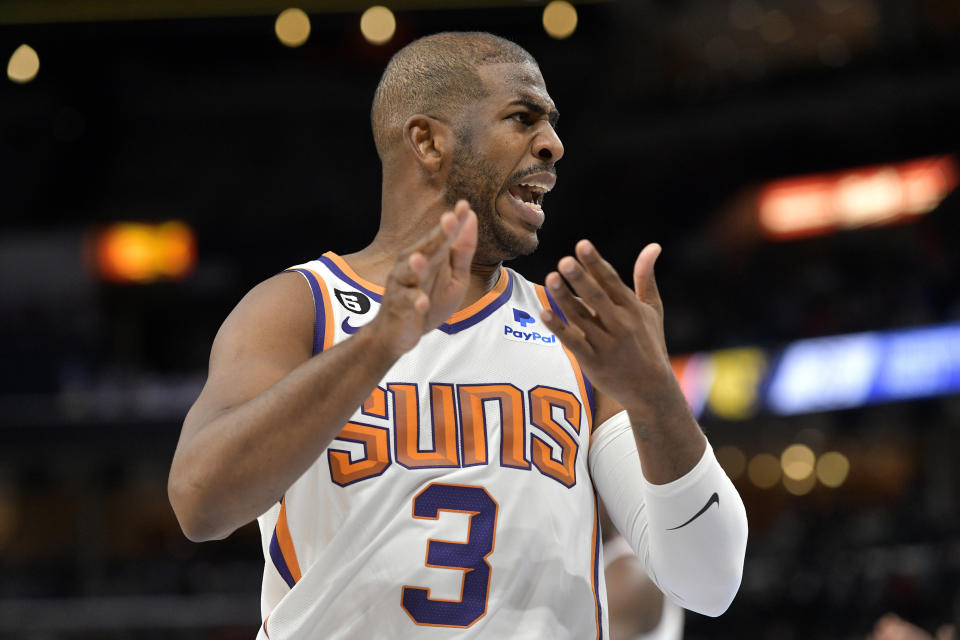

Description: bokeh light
[748,453,781,489]
[96,221,197,284]
[783,472,817,496]
[275,8,311,48]
[781,443,816,481]
[360,6,396,45]
[543,1,578,40]
[7,44,39,84]
[715,445,747,480]
[816,451,851,488]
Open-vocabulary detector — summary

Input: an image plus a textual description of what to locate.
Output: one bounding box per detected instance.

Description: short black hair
[370,31,537,161]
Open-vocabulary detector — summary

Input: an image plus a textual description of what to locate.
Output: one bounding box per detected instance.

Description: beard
[444,137,539,264]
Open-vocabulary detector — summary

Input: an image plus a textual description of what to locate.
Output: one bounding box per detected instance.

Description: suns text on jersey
[327,382,584,489]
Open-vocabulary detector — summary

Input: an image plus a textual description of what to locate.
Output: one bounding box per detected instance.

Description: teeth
[519,182,551,194]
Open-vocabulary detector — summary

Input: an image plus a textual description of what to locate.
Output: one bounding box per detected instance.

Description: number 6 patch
[334,289,371,314]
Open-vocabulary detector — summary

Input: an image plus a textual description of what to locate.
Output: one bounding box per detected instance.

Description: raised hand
[368,200,478,358]
[539,239,676,415]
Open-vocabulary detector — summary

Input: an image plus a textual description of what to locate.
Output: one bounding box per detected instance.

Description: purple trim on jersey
[438,270,515,335]
[318,255,383,302]
[319,255,513,335]
[288,268,326,356]
[544,287,568,324]
[269,529,297,589]
[583,375,596,425]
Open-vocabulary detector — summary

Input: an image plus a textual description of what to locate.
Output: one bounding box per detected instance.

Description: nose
[532,124,564,163]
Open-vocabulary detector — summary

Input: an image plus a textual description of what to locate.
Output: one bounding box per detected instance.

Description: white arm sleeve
[589,411,748,617]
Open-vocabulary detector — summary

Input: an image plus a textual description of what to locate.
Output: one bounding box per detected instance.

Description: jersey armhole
[285,267,335,356]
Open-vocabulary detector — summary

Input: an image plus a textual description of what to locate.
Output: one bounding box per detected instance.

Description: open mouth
[506,174,554,219]
[507,183,547,212]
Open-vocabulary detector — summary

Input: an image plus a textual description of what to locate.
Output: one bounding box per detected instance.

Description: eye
[509,111,535,125]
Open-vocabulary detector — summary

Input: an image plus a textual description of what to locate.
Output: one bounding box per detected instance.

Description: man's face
[444,62,564,264]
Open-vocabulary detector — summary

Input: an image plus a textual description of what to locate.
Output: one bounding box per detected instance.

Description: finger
[389,250,424,288]
[632,243,663,309]
[575,240,634,306]
[449,205,477,279]
[407,209,464,286]
[557,254,619,320]
[540,306,596,359]
[545,271,602,330]
[413,290,430,314]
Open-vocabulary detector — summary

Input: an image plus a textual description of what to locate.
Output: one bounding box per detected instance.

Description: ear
[403,115,450,174]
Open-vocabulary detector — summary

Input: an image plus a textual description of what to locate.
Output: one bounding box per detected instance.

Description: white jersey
[255,251,608,639]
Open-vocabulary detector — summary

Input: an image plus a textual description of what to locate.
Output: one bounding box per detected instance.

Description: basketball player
[168,32,748,638]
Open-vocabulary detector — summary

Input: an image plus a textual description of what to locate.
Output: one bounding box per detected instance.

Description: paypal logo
[513,308,535,327]
[503,308,556,346]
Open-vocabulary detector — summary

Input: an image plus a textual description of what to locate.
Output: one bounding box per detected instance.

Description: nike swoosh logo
[667,492,719,531]
[341,317,360,334]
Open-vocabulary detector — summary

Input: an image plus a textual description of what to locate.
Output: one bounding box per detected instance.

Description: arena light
[543,1,578,40]
[705,348,766,420]
[95,221,197,284]
[360,6,396,45]
[672,321,960,420]
[816,451,850,488]
[7,44,39,84]
[747,453,781,489]
[275,8,311,48]
[715,445,747,480]
[781,444,815,481]
[768,324,960,415]
[758,154,959,240]
[783,473,816,496]
[671,353,712,418]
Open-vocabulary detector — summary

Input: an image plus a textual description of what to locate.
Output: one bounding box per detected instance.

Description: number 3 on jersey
[401,483,499,628]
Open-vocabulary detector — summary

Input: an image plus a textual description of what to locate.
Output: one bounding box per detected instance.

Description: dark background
[1,0,959,637]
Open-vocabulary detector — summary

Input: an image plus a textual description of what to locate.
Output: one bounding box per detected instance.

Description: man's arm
[589,401,746,616]
[168,203,476,542]
[600,504,673,639]
[540,240,747,616]
[540,240,703,483]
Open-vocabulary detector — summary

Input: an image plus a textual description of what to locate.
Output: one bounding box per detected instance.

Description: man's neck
[340,239,503,313]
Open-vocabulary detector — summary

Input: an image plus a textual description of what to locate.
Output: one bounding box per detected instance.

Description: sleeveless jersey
[255,251,608,639]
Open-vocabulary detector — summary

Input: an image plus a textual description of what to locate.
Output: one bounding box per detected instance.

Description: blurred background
[1,0,959,638]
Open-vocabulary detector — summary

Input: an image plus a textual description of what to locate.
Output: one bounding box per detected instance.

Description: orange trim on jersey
[276,497,302,584]
[444,268,509,324]
[528,386,581,487]
[322,251,385,295]
[262,615,270,638]
[390,383,459,468]
[534,284,594,433]
[328,422,392,486]
[305,268,335,351]
[362,386,388,419]
[323,251,510,329]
